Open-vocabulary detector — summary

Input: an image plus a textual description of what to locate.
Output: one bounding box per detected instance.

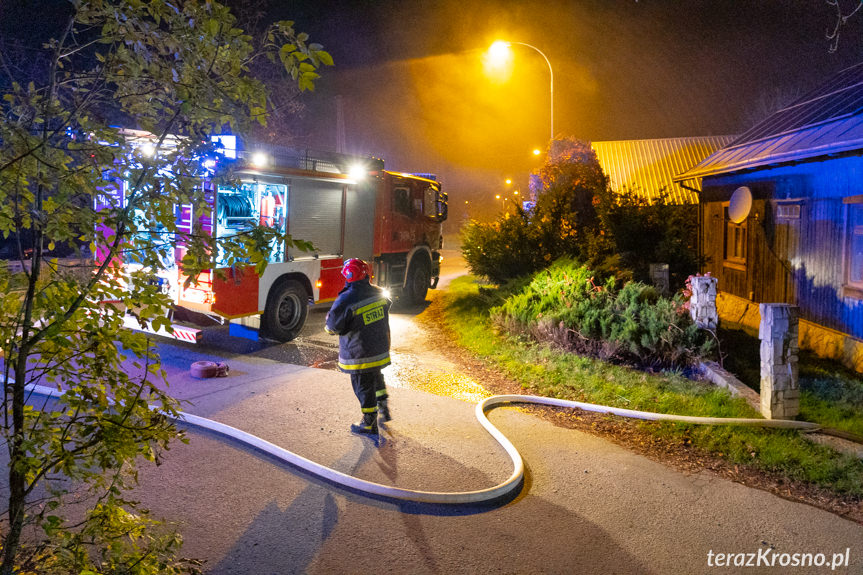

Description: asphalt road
[15,249,863,573]
[128,356,863,575]
[121,249,863,574]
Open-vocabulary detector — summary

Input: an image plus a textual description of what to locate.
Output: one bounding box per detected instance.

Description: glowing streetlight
[488,40,554,141]
[533,148,542,156]
[488,40,511,65]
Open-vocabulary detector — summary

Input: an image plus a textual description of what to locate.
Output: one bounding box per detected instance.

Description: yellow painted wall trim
[716,291,863,374]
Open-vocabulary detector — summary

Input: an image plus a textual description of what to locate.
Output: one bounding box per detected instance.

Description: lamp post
[503,179,513,213]
[488,40,554,141]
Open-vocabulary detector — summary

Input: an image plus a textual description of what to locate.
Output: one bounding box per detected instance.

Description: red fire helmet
[341,258,370,283]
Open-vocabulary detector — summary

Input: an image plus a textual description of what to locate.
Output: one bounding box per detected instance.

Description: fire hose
[24,383,825,505]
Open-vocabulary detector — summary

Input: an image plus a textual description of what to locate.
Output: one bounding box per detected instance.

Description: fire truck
[115,142,448,343]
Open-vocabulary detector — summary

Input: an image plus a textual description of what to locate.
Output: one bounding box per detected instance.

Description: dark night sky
[269,1,863,222]
[5,1,863,221]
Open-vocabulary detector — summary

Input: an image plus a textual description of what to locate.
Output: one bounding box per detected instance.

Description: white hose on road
[25,384,822,505]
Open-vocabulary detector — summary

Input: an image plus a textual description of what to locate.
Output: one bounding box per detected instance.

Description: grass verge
[441,275,863,497]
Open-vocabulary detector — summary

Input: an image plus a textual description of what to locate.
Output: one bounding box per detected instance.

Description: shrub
[593,187,701,290]
[460,208,547,283]
[461,137,609,283]
[459,138,701,289]
[492,259,714,370]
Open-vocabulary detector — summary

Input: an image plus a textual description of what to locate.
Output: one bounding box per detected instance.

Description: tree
[228,0,311,147]
[461,206,544,283]
[826,0,863,52]
[593,186,701,290]
[460,137,703,288]
[461,137,609,282]
[531,137,608,264]
[0,1,331,572]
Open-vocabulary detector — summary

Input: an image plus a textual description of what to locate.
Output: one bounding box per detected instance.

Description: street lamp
[488,40,554,141]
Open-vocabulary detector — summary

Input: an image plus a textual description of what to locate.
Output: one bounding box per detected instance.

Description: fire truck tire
[263,279,309,342]
[404,259,430,304]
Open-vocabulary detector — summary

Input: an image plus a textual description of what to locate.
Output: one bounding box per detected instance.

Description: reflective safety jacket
[324,279,392,373]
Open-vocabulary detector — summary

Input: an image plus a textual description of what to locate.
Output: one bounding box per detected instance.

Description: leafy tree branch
[0,1,332,572]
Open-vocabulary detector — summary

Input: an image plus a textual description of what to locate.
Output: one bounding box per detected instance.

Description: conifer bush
[492,260,714,370]
[460,208,546,283]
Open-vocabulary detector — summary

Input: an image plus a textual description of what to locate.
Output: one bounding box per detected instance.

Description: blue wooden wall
[703,154,863,339]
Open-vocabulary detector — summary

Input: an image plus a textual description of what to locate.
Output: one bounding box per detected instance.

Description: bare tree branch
[826,0,863,52]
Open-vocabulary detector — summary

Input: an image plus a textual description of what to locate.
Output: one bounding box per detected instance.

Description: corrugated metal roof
[677,61,863,180]
[591,136,737,204]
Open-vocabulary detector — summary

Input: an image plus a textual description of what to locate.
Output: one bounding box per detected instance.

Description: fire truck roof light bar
[234,145,385,177]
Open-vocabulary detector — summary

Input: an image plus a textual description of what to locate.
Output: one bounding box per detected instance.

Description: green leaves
[0,0,329,572]
[272,20,333,93]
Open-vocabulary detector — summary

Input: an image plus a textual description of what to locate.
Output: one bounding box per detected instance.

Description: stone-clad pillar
[759,303,800,419]
[689,276,718,329]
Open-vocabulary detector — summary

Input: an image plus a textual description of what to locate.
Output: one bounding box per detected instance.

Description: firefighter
[325,258,392,435]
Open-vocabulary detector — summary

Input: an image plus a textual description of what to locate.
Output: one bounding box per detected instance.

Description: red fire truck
[151,145,447,343]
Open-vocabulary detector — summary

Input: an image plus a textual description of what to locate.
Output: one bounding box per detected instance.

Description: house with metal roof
[591,136,736,204]
[674,61,863,372]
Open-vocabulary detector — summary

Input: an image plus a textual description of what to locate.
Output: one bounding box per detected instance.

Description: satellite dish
[728,186,752,224]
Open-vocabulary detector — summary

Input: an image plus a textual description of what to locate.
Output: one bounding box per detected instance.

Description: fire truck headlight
[251,152,269,168]
[349,164,366,181]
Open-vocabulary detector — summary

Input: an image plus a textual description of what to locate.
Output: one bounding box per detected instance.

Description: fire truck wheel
[404,259,430,304]
[263,280,309,342]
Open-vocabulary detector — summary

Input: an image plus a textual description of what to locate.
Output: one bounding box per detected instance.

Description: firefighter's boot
[377,399,391,422]
[350,412,378,435]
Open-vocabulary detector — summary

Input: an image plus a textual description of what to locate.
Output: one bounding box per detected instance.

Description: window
[776,203,801,220]
[847,202,863,288]
[724,204,747,268]
[393,187,411,216]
